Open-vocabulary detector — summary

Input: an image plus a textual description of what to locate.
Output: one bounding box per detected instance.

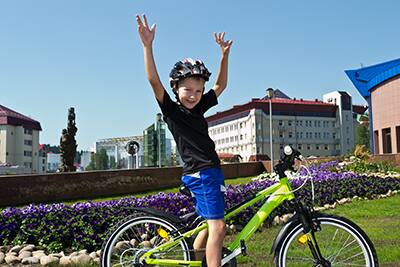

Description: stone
[40,255,59,266]
[20,245,35,253]
[10,245,23,254]
[94,257,101,265]
[78,249,88,255]
[21,256,40,265]
[32,252,46,260]
[59,256,72,265]
[5,254,20,264]
[49,252,64,258]
[115,241,130,251]
[96,250,102,257]
[140,241,152,248]
[76,254,93,265]
[0,252,5,264]
[130,239,138,247]
[89,252,97,259]
[18,250,32,259]
[69,252,78,257]
[32,250,46,256]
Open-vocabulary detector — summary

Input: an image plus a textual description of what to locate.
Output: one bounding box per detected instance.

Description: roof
[0,105,42,130]
[207,97,338,125]
[345,58,400,98]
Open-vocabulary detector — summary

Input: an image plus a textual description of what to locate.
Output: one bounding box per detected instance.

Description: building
[206,90,366,161]
[80,151,92,170]
[47,152,61,172]
[0,105,44,174]
[143,113,170,167]
[346,58,400,155]
[95,136,144,169]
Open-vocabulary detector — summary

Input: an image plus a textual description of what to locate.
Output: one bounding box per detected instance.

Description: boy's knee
[209,220,226,235]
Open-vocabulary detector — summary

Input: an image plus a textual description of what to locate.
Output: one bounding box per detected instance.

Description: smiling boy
[136,14,232,267]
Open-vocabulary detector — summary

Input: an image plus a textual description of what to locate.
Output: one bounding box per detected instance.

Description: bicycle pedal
[240,240,247,256]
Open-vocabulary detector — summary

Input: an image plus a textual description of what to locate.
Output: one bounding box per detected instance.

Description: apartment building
[0,105,45,174]
[206,90,366,161]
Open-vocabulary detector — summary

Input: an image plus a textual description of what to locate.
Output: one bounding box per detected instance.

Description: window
[324,145,329,150]
[314,133,318,139]
[298,144,302,150]
[300,132,303,138]
[240,135,243,140]
[307,145,311,150]
[299,121,303,127]
[374,130,379,154]
[382,128,392,154]
[24,140,33,146]
[289,132,293,138]
[279,120,283,126]
[333,133,336,139]
[235,136,238,141]
[396,126,400,153]
[24,128,33,135]
[279,132,284,138]
[24,151,32,157]
[316,145,320,150]
[288,120,292,126]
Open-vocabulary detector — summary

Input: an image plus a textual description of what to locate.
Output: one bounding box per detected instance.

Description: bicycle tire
[274,214,379,267]
[101,214,193,267]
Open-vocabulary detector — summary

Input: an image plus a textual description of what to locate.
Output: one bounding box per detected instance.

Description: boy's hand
[136,14,156,47]
[214,32,233,55]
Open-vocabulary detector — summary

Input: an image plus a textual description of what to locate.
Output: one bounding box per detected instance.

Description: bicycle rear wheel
[275,214,378,267]
[101,215,192,267]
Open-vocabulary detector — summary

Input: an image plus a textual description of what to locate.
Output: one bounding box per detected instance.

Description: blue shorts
[182,167,226,220]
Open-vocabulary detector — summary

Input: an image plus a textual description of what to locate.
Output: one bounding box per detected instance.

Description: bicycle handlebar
[274,145,303,179]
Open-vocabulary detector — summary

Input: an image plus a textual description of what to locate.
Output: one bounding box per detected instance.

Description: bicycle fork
[295,202,331,267]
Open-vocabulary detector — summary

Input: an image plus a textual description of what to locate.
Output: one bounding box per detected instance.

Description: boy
[136,14,233,267]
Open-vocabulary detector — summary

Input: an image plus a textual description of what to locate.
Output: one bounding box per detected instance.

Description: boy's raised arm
[212,32,233,97]
[136,14,165,102]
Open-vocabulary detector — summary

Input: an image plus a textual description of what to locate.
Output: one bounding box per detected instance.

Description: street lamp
[267,88,274,172]
[156,113,162,168]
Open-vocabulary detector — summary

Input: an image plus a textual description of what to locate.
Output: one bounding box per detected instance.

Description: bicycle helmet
[169,58,211,89]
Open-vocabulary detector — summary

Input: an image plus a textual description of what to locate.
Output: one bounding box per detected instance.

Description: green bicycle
[101,146,378,266]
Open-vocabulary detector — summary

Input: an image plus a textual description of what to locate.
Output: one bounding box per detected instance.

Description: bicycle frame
[141,177,296,266]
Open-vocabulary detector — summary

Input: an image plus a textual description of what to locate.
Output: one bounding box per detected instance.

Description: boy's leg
[206,219,226,267]
[193,229,208,260]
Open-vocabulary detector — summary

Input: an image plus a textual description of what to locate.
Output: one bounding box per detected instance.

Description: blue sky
[1,1,399,150]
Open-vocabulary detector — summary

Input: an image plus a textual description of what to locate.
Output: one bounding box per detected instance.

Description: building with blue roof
[345,58,400,155]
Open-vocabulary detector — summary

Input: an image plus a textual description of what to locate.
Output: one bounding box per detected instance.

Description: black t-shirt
[157,89,221,174]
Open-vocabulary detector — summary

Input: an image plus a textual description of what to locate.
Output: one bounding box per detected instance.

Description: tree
[355,124,370,150]
[85,152,97,171]
[96,149,109,170]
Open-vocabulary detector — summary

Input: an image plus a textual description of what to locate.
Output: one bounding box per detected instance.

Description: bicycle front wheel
[101,215,192,267]
[275,214,378,267]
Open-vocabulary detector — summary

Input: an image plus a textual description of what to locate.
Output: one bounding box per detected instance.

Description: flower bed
[1,161,399,253]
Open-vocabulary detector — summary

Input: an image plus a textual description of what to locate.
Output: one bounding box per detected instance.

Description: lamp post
[267,88,274,172]
[156,113,162,168]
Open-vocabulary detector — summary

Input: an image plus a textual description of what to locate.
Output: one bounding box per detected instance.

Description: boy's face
[176,77,205,109]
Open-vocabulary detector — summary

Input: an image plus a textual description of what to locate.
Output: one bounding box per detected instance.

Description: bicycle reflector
[297,234,308,244]
[157,228,170,240]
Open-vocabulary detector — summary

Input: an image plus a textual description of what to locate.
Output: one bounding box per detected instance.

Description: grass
[234,193,400,267]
